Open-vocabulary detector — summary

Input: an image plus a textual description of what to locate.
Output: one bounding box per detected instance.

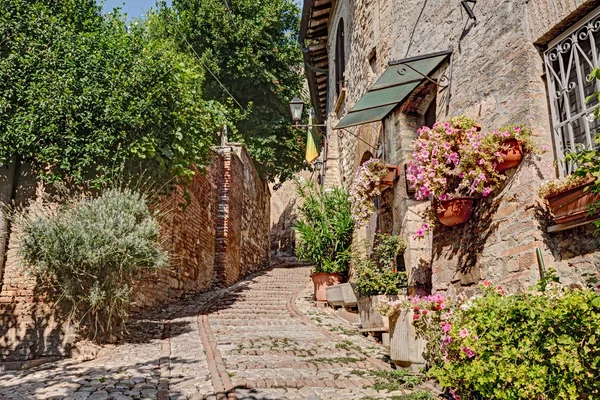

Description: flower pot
[389,309,427,371]
[437,197,474,226]
[357,295,398,332]
[495,139,523,173]
[377,164,400,191]
[326,282,358,308]
[545,180,600,224]
[311,272,344,302]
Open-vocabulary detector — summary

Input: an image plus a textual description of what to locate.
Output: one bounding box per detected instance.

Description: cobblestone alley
[0,263,422,400]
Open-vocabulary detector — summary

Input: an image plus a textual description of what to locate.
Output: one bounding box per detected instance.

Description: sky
[100,0,302,19]
[99,0,171,19]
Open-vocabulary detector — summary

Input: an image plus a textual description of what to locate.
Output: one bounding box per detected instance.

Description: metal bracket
[335,127,379,151]
[396,62,449,89]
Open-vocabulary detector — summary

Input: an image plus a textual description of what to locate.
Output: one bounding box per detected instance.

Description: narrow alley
[0,263,420,400]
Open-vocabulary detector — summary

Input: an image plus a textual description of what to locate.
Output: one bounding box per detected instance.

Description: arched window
[335,19,346,97]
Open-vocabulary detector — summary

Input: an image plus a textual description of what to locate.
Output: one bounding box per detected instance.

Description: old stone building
[301,0,600,294]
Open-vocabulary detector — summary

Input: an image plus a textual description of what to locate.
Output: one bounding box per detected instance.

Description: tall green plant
[17,187,168,337]
[294,180,353,274]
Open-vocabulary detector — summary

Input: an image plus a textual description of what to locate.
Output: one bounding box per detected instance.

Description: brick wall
[319,0,600,295]
[0,145,270,361]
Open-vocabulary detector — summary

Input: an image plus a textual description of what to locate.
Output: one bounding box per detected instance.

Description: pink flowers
[442,323,452,333]
[459,328,469,338]
[349,159,389,226]
[461,346,476,358]
[413,223,430,239]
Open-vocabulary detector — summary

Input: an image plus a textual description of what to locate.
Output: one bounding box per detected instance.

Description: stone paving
[0,263,427,400]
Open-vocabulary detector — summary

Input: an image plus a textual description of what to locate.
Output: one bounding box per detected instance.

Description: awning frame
[334,50,453,130]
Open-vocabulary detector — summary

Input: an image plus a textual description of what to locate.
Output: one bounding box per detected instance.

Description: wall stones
[317,0,600,295]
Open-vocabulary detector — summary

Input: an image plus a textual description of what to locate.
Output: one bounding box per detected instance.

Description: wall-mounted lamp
[288,97,326,129]
[314,160,323,171]
[461,0,476,22]
[289,96,304,124]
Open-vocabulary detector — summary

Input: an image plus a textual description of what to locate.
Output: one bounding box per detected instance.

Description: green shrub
[386,281,600,400]
[351,235,407,297]
[18,188,168,336]
[293,180,353,274]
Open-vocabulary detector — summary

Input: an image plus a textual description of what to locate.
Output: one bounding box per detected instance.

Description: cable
[163,10,246,111]
[222,0,238,28]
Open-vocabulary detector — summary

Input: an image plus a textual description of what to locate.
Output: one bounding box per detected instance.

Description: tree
[164,0,306,182]
[0,0,231,186]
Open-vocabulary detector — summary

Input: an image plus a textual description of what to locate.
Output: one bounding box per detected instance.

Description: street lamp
[289,97,304,124]
[288,97,326,129]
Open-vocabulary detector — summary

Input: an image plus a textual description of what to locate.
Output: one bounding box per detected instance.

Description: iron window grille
[544,7,600,176]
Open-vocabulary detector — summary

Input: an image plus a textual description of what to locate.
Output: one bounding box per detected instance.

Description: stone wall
[319,0,600,295]
[0,144,270,361]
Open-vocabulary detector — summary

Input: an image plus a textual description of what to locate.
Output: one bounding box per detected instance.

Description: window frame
[544,6,600,176]
[334,19,346,98]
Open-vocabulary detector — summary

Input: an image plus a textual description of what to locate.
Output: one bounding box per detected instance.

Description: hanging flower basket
[377,164,400,191]
[545,179,600,224]
[495,139,523,173]
[437,197,474,226]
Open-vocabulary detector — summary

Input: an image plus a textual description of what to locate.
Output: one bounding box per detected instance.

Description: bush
[18,188,168,336]
[294,180,353,274]
[351,234,407,297]
[383,280,600,400]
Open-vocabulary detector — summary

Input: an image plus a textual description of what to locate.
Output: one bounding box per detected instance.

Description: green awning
[335,51,452,130]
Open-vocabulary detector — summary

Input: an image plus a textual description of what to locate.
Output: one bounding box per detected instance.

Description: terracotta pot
[495,139,523,173]
[377,164,399,191]
[545,180,600,224]
[311,272,344,302]
[437,197,474,226]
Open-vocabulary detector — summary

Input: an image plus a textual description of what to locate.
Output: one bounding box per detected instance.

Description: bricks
[0,144,271,363]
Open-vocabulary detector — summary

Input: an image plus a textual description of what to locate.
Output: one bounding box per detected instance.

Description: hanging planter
[544,179,600,225]
[377,164,400,191]
[437,197,475,226]
[495,139,523,173]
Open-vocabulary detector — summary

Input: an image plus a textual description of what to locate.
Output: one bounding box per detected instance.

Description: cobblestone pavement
[1,263,424,400]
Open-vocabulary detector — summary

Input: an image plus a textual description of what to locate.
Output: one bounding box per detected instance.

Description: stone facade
[302,0,600,295]
[0,144,270,361]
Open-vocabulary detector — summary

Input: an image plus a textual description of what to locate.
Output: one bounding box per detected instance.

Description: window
[335,19,346,97]
[544,8,600,175]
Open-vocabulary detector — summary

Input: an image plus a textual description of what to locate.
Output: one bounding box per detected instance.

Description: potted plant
[294,179,354,302]
[538,175,598,224]
[482,125,539,173]
[351,234,408,332]
[406,116,506,234]
[349,158,398,227]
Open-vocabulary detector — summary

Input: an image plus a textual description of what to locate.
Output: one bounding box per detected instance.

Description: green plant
[392,281,600,400]
[351,235,408,297]
[17,187,168,336]
[294,179,354,274]
[163,0,305,182]
[373,233,407,272]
